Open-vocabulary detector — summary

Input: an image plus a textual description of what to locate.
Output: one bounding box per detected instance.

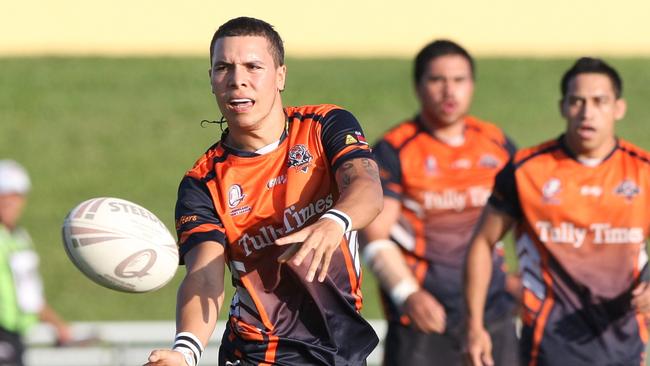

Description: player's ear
[208,69,216,94]
[614,98,627,121]
[277,64,287,92]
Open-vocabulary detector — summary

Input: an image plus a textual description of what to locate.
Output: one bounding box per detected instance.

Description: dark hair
[560,57,622,99]
[414,40,475,84]
[209,17,285,67]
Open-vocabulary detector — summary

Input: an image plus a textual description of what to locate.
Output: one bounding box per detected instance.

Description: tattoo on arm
[340,161,356,190]
[360,158,380,181]
[339,158,379,191]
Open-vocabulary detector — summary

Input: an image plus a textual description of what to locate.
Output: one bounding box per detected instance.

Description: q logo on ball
[114,249,157,278]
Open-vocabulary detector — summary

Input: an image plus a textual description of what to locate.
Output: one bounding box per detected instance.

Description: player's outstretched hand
[403,290,447,333]
[276,217,344,282]
[143,349,187,366]
[466,326,494,366]
[632,282,650,317]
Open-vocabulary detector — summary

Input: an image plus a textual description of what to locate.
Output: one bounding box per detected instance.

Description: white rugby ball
[62,197,178,293]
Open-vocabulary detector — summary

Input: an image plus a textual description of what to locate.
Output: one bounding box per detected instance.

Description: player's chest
[517,162,650,230]
[399,142,506,209]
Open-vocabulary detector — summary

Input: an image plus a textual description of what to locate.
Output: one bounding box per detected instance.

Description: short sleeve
[487,159,522,218]
[372,139,402,200]
[319,108,374,171]
[175,175,226,264]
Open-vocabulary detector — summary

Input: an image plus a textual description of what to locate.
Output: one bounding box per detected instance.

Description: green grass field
[1,57,650,321]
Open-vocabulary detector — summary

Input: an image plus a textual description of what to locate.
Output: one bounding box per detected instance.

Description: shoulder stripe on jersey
[619,145,650,166]
[515,142,562,169]
[288,111,325,123]
[395,119,425,151]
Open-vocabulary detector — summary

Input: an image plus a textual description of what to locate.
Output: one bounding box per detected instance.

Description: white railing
[25,320,387,366]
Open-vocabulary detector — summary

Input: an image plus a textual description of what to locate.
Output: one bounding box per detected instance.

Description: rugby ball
[62,197,178,293]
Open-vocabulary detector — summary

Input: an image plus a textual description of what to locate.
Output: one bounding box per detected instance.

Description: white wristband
[173,331,204,366]
[362,239,397,264]
[390,278,419,308]
[319,209,352,233]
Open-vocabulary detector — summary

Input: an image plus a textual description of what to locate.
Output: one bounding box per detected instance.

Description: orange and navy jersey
[490,135,650,366]
[373,115,516,326]
[175,104,378,365]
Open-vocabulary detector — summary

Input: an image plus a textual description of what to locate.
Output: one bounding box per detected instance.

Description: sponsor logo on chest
[536,221,644,248]
[236,194,334,256]
[422,186,491,211]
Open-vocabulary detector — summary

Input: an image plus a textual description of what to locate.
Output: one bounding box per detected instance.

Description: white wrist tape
[362,239,397,264]
[390,278,419,308]
[173,332,204,366]
[320,209,352,233]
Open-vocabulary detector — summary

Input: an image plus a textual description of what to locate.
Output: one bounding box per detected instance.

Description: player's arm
[277,156,382,282]
[39,304,73,345]
[146,242,225,366]
[362,197,447,333]
[465,159,519,366]
[277,108,382,282]
[145,174,226,366]
[361,135,445,333]
[465,205,514,366]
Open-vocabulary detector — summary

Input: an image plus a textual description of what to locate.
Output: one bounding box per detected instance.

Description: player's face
[561,73,626,158]
[209,36,286,130]
[0,193,26,230]
[416,54,474,127]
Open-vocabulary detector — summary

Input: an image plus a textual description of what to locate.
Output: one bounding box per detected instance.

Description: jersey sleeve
[175,175,226,264]
[319,108,374,171]
[372,139,402,200]
[487,159,522,218]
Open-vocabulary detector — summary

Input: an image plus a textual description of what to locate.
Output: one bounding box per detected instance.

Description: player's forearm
[175,272,224,347]
[465,235,494,330]
[175,242,226,349]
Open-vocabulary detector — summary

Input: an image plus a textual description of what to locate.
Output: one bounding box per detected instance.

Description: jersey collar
[558,134,620,166]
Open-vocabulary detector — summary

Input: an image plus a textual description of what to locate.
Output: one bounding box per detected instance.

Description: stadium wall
[3,0,650,57]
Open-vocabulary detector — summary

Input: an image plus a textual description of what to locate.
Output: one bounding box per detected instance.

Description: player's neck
[564,135,617,165]
[422,115,466,146]
[225,109,286,152]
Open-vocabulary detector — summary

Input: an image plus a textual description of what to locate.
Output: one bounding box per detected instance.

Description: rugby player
[144,17,383,366]
[361,40,520,365]
[466,57,650,366]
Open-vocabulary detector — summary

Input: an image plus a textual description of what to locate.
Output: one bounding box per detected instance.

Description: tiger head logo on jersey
[478,154,501,169]
[287,144,313,173]
[614,179,640,202]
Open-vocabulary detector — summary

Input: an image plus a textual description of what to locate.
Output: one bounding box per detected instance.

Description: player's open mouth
[577,125,596,138]
[441,100,457,114]
[229,98,255,112]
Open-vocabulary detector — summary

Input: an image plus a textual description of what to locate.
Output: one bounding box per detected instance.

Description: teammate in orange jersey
[144,17,382,366]
[361,40,520,365]
[466,57,650,366]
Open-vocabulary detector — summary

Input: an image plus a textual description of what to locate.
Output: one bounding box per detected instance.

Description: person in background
[0,159,72,366]
[361,40,520,365]
[465,57,650,366]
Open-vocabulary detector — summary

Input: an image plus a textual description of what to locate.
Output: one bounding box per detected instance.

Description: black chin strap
[200,116,227,131]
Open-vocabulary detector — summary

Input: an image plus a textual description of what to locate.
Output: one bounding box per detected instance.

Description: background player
[0,160,72,366]
[361,40,520,365]
[465,57,650,366]
[144,17,383,366]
